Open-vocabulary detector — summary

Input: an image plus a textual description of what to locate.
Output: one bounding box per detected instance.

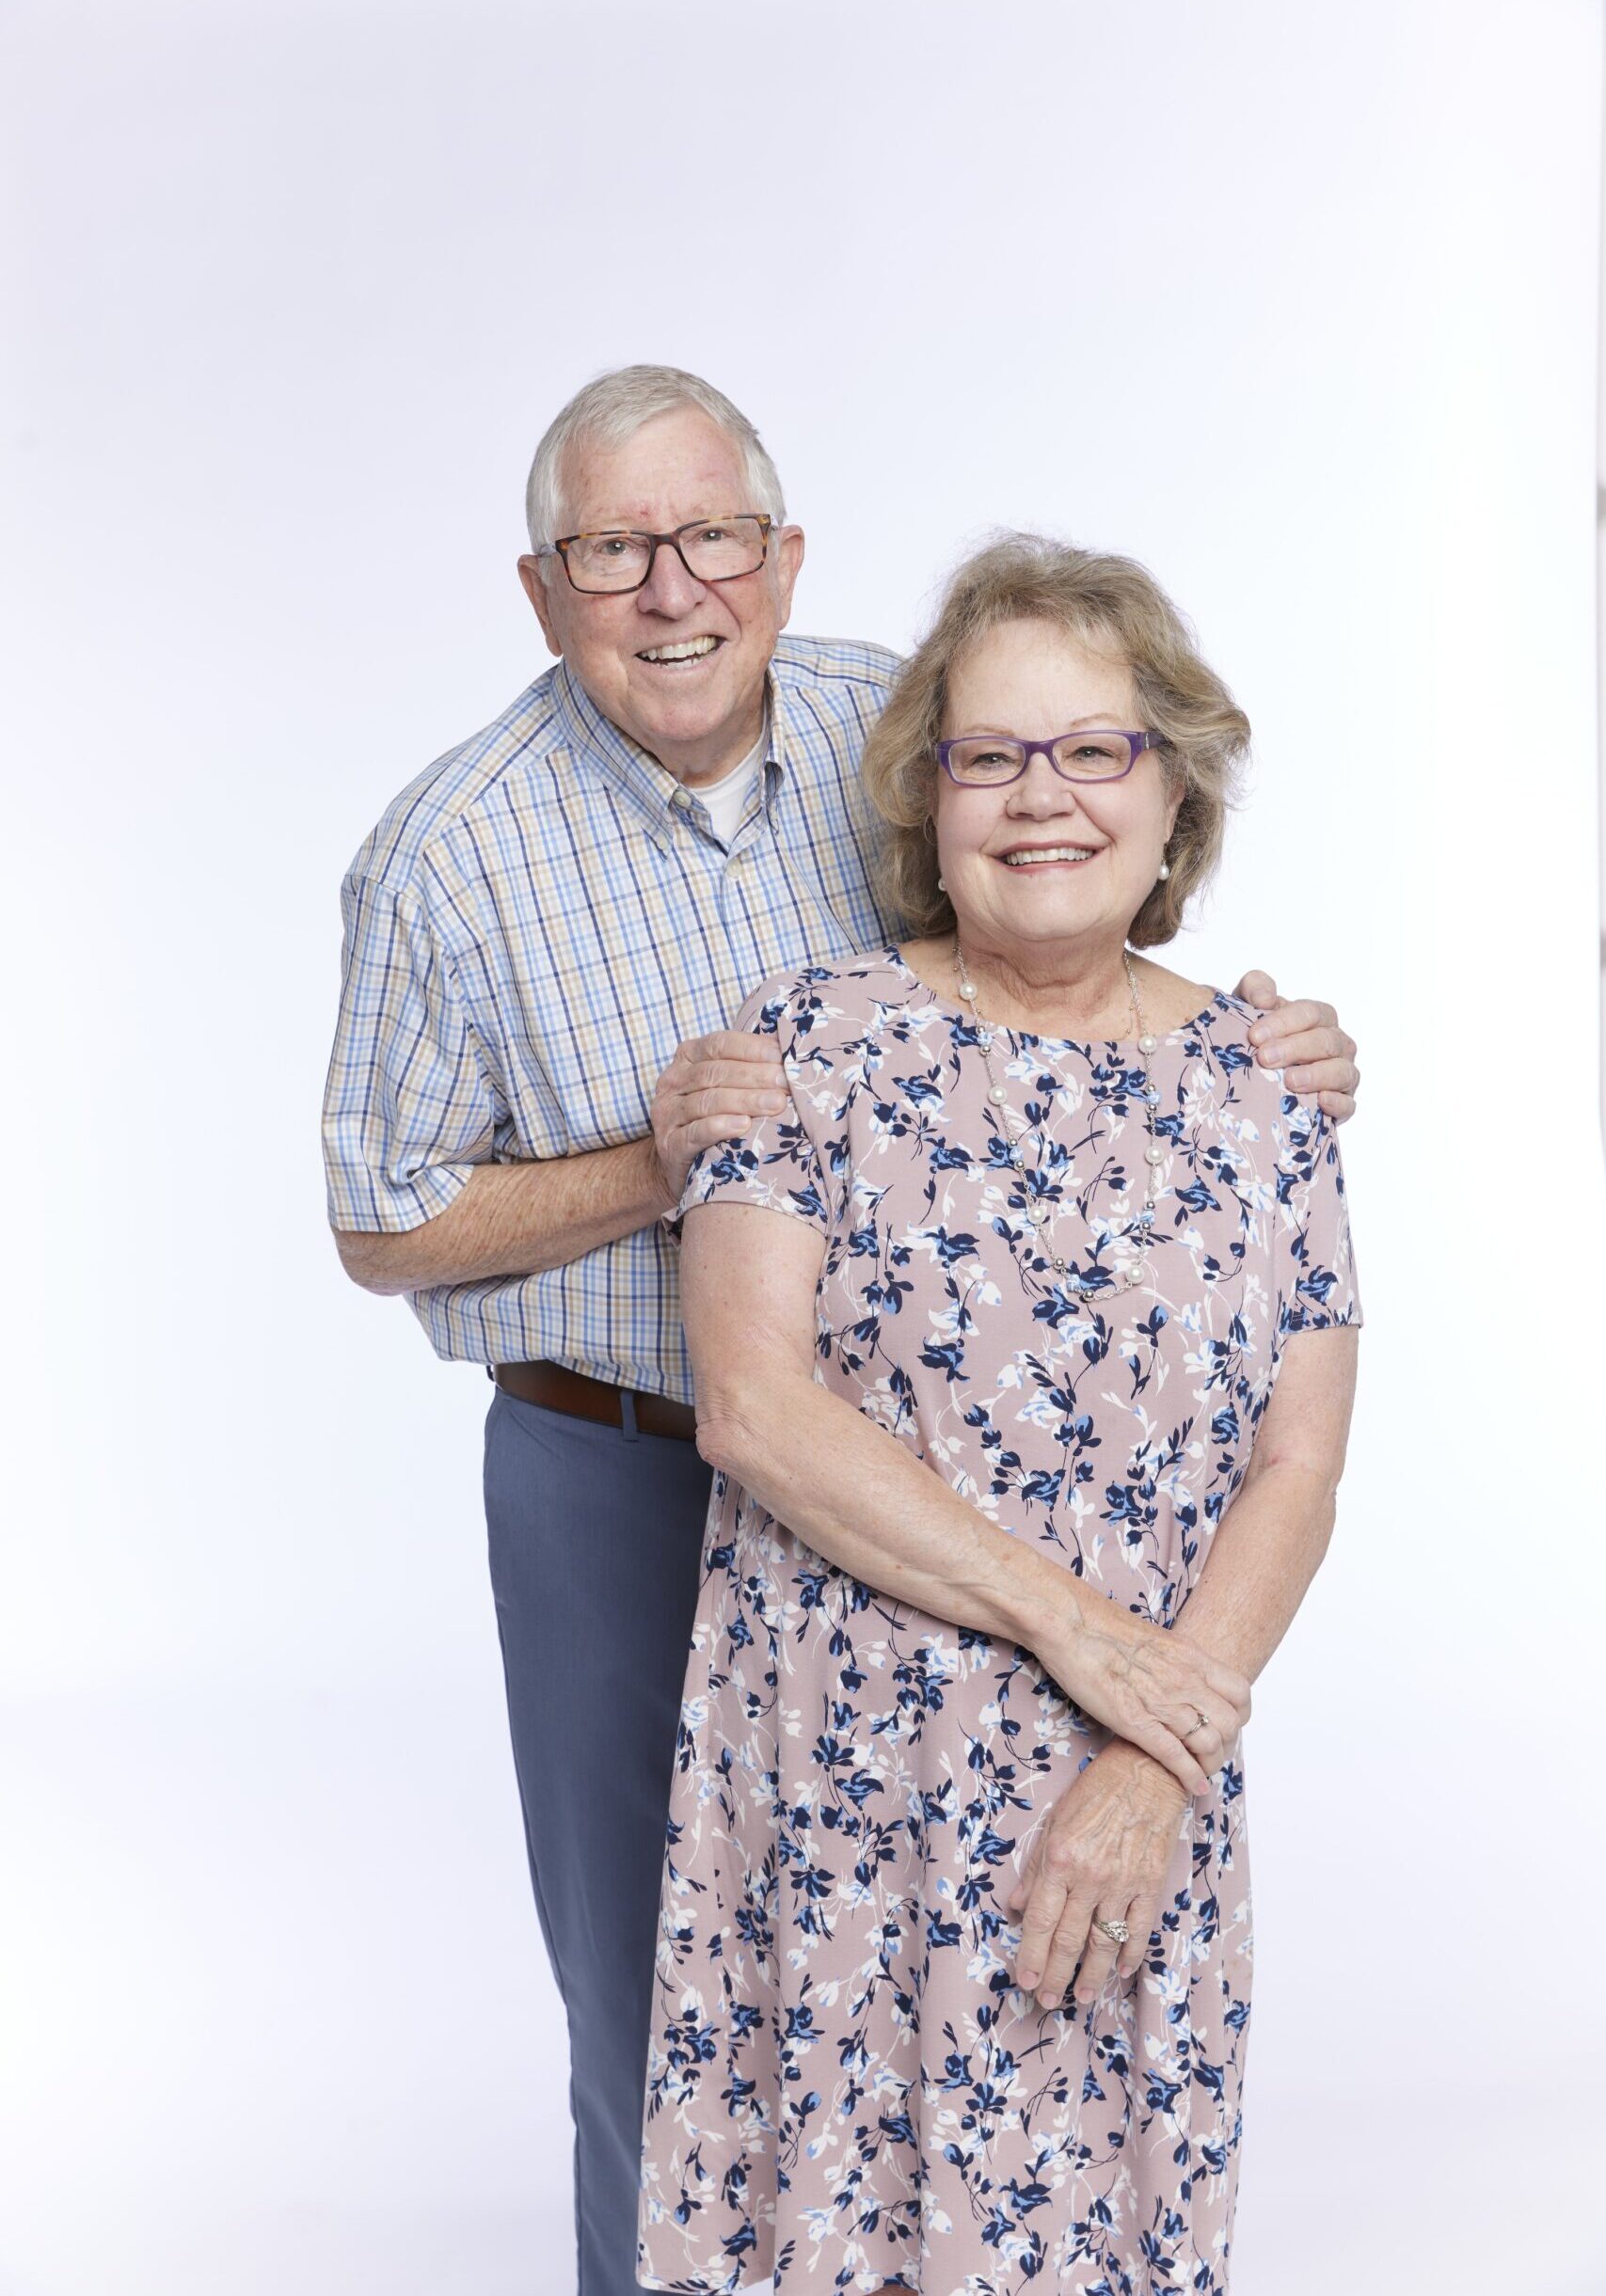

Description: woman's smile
[995,839,1105,871]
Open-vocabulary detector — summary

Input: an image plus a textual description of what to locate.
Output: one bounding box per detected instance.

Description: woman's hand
[1010,1741,1190,2011]
[1030,1588,1251,1797]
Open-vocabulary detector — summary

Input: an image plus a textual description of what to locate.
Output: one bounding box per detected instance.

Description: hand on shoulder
[1231,968,1360,1121]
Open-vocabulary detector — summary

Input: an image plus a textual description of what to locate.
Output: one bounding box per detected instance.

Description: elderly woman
[636,537,1360,2295]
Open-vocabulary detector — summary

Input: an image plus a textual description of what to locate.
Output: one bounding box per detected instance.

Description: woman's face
[933,619,1182,964]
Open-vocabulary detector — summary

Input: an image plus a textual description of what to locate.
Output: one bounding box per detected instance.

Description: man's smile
[636,635,725,667]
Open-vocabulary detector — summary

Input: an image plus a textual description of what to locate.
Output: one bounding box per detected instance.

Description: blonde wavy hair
[863,534,1251,948]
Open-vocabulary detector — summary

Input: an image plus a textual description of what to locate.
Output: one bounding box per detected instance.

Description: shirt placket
[666,783,776,1015]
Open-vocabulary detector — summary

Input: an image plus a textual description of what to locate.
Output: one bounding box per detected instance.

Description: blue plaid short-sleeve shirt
[321,637,900,1397]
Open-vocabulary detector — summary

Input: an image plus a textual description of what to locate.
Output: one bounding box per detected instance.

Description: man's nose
[637,539,708,618]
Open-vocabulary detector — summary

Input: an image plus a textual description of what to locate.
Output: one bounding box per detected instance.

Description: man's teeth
[1002,846,1096,865]
[639,636,721,662]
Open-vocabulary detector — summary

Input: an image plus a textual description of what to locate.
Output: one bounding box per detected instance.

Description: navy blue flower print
[641,948,1360,2295]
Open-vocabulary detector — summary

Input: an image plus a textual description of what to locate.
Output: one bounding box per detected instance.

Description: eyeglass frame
[935,730,1168,786]
[535,513,777,596]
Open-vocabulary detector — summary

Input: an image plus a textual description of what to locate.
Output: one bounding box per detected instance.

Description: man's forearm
[334,1136,673,1295]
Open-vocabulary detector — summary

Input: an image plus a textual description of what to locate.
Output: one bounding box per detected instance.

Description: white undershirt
[684,720,768,847]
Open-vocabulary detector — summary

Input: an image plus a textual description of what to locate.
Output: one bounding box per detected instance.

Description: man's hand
[1009,1740,1191,2012]
[649,1030,789,1205]
[1233,970,1360,1122]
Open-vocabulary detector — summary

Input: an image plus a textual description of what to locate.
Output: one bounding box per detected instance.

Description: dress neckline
[882,944,1227,1053]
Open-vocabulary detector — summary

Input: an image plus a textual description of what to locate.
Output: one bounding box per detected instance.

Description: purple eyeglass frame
[936,730,1166,785]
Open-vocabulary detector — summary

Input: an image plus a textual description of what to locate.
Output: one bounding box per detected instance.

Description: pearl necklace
[952,942,1166,1294]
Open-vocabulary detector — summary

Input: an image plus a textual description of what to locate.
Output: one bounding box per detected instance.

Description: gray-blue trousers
[483,1384,713,2296]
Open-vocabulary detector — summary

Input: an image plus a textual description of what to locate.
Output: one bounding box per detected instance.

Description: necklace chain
[951,941,1165,1292]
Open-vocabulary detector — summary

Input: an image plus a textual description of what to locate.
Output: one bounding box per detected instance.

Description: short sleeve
[663,974,835,1244]
[1273,1098,1361,1336]
[322,874,501,1232]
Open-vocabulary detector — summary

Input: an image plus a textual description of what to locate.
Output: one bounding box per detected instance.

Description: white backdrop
[5,4,1605,2292]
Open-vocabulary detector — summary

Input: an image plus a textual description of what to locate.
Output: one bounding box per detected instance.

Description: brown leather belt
[492,1358,698,1442]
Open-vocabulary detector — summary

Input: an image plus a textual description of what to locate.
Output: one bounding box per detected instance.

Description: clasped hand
[1036,1591,1250,1798]
[1010,1740,1191,2012]
[1010,1598,1249,2009]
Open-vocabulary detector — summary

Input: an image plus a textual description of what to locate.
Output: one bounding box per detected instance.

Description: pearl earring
[937,875,946,890]
[1158,859,1170,880]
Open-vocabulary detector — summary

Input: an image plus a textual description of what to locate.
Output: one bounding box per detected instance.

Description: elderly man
[322,364,1361,2296]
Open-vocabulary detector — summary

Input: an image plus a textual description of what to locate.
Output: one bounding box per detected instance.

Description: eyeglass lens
[946,735,1137,784]
[564,517,768,593]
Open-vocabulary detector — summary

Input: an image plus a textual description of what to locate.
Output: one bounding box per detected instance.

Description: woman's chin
[961,898,1117,942]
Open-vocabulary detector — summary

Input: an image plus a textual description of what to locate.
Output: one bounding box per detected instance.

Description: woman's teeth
[1001,846,1096,865]
[638,636,722,663]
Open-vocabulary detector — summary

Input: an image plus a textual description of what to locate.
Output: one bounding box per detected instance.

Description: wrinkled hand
[1233,970,1359,1122]
[649,1030,789,1204]
[1010,1741,1189,2011]
[1033,1591,1250,1797]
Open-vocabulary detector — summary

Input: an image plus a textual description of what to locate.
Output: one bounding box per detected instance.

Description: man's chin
[627,673,747,759]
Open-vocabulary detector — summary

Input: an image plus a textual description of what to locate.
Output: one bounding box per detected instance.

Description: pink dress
[637,947,1360,2296]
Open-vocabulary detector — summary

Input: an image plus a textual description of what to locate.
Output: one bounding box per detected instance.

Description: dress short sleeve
[1273,1097,1361,1337]
[664,972,836,1243]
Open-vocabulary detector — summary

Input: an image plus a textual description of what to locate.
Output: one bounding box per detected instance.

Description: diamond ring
[1092,1916,1130,1946]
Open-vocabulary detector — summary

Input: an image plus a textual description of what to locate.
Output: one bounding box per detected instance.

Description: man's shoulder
[771,632,903,715]
[343,666,567,897]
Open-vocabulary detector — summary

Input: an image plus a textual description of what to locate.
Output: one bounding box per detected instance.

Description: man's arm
[334,1139,669,1294]
[333,1026,790,1295]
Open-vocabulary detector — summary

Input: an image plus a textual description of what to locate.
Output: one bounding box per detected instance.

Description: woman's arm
[1009,1325,1360,2005]
[681,1200,1251,1797]
[1171,1323,1360,1679]
[1076,1322,1360,1811]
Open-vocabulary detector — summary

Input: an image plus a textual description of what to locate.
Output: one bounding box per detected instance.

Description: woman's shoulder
[1184,987,1334,1138]
[1189,985,1260,1048]
[730,945,909,1041]
[1123,954,1219,1036]
[1173,982,1266,1073]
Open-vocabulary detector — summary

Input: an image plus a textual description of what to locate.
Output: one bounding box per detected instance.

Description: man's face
[518,406,804,784]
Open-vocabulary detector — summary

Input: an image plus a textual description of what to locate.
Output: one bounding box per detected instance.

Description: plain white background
[5,4,1606,2291]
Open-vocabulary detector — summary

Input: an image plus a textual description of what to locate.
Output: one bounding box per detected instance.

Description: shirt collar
[551,655,789,844]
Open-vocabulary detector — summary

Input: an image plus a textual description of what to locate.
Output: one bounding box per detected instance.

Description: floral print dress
[637,947,1360,2296]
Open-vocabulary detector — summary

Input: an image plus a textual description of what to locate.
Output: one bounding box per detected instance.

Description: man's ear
[772,524,805,631]
[517,555,563,657]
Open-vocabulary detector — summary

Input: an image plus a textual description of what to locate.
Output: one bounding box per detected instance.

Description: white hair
[523,363,787,562]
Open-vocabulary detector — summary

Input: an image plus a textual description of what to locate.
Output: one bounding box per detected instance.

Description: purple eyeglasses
[936,730,1166,787]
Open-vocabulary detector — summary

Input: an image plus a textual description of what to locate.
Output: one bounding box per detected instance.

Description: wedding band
[1092,1916,1130,1946]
